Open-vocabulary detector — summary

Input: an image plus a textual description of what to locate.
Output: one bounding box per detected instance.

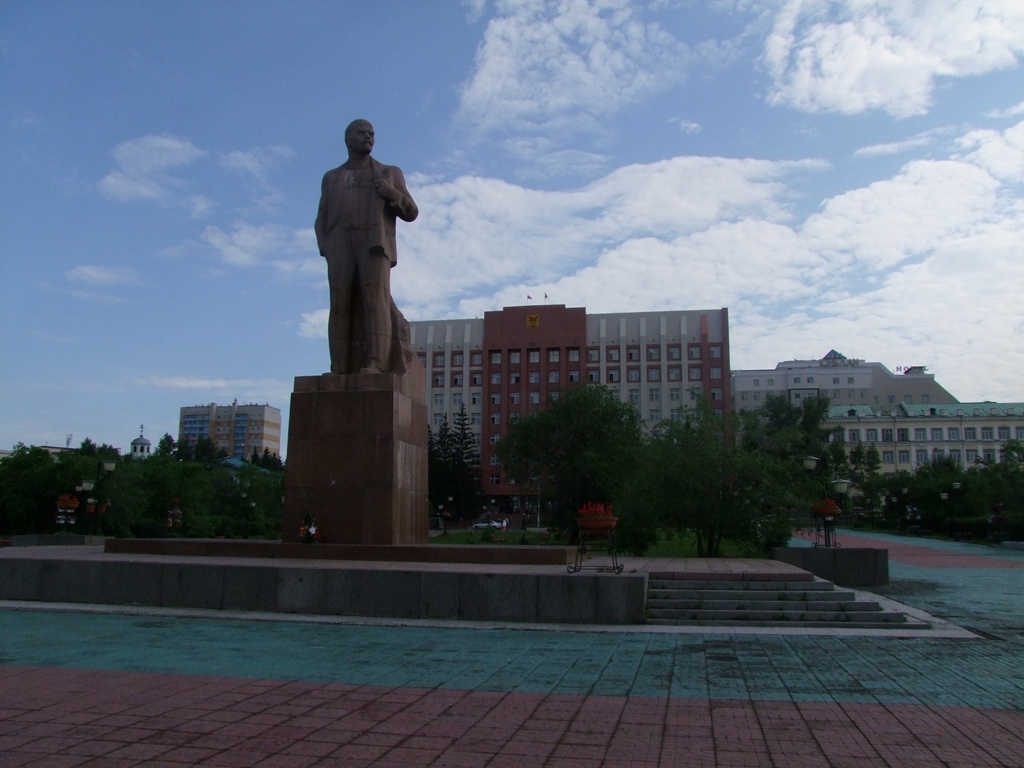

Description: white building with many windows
[732,349,958,412]
[826,402,1024,473]
[178,401,281,459]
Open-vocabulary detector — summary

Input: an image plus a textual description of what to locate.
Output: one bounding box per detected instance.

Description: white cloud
[380,120,1023,401]
[957,119,1024,182]
[143,375,292,405]
[987,99,1024,118]
[675,119,702,134]
[98,135,206,202]
[854,134,932,157]
[65,265,139,285]
[299,309,329,339]
[458,0,690,144]
[764,1,1024,117]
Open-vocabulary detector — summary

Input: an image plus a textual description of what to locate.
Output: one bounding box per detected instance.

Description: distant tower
[130,424,152,459]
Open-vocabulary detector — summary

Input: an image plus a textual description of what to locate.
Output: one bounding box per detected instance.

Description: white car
[471,520,503,530]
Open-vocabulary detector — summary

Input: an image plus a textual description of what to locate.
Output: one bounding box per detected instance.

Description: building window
[933,448,945,460]
[490,455,501,466]
[648,368,661,382]
[607,369,620,383]
[768,378,774,386]
[433,353,445,368]
[833,377,840,385]
[490,433,501,445]
[1017,427,1024,439]
[587,348,599,362]
[848,429,860,442]
[966,448,979,462]
[549,391,560,401]
[710,388,722,401]
[964,427,977,440]
[709,345,721,358]
[914,428,926,441]
[471,411,481,425]
[668,345,681,360]
[898,450,910,464]
[627,368,640,382]
[916,450,928,464]
[882,451,894,464]
[510,391,520,405]
[793,377,801,384]
[753,379,760,386]
[668,366,681,381]
[949,450,962,463]
[418,354,427,368]
[548,370,560,383]
[452,373,463,387]
[490,373,501,385]
[490,393,501,405]
[710,367,721,380]
[588,369,600,383]
[882,428,893,442]
[490,474,500,485]
[647,346,660,361]
[649,409,661,422]
[947,427,960,441]
[897,428,908,442]
[509,372,520,384]
[998,426,1010,440]
[529,350,540,363]
[433,374,444,387]
[529,371,540,384]
[471,373,482,386]
[931,428,944,441]
[433,393,444,407]
[471,352,482,366]
[866,429,878,442]
[568,370,580,382]
[983,448,996,462]
[568,348,580,362]
[628,389,639,403]
[649,388,661,402]
[490,351,501,365]
[627,347,640,361]
[433,413,445,427]
[506,350,519,364]
[981,427,994,440]
[452,392,463,406]
[452,352,464,367]
[547,349,559,363]
[806,376,814,383]
[529,391,540,404]
[490,413,501,425]
[847,377,855,384]
[669,388,681,402]
[688,367,702,381]
[607,348,620,362]
[688,345,701,359]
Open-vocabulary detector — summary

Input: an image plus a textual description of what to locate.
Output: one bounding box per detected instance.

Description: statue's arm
[383,167,418,223]
[314,172,330,256]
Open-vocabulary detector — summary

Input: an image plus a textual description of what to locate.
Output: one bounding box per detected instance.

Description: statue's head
[345,119,375,155]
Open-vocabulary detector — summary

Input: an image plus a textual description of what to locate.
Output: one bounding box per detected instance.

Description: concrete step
[647,588,858,603]
[646,608,906,623]
[646,618,932,630]
[648,579,836,592]
[648,571,815,583]
[647,599,880,612]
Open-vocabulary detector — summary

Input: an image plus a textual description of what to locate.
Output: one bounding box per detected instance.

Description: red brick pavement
[2,666,1022,767]
[792,530,1024,569]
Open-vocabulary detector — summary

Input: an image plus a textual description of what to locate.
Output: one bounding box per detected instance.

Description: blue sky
[2,0,1023,454]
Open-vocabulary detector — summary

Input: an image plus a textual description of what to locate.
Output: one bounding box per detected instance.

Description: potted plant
[576,502,617,534]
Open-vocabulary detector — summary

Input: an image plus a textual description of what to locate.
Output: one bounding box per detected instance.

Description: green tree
[622,400,802,556]
[0,444,59,535]
[154,433,177,457]
[495,385,643,529]
[428,407,480,521]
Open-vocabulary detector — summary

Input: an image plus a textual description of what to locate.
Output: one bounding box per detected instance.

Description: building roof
[828,402,1024,419]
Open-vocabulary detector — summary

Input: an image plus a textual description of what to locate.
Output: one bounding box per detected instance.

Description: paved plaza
[2,530,1023,767]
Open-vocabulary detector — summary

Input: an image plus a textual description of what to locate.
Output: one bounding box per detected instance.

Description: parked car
[471,520,503,530]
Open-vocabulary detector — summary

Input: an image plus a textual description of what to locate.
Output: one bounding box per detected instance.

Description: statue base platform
[282,367,428,545]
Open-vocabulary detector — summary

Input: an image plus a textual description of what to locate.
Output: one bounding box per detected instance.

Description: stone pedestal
[283,365,428,545]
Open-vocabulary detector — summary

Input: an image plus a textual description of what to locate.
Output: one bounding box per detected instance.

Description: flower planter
[576,516,618,534]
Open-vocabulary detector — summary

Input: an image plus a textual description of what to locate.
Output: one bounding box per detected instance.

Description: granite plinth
[283,367,428,545]
[772,547,889,587]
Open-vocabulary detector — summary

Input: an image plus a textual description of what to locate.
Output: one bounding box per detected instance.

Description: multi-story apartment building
[410,304,731,511]
[826,402,1024,473]
[732,349,958,412]
[178,401,281,459]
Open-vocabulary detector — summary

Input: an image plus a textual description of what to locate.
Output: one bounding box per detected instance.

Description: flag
[527,294,532,300]
[544,293,548,299]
